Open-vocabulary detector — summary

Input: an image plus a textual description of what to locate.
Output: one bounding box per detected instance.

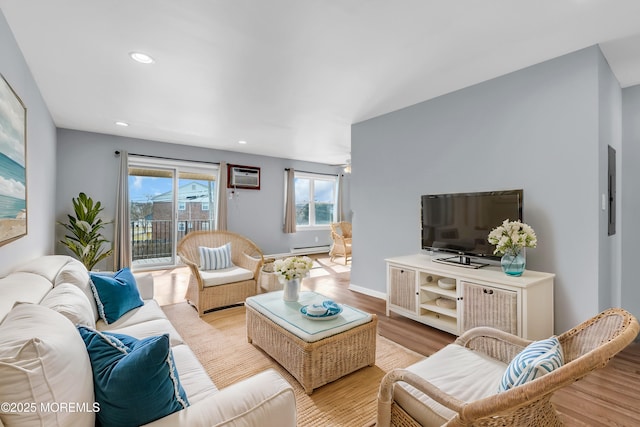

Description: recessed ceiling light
[238,140,247,144]
[129,52,155,64]
[115,121,129,127]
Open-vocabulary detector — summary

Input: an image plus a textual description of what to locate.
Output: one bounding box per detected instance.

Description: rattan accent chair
[377,308,639,427]
[177,230,264,316]
[329,221,352,265]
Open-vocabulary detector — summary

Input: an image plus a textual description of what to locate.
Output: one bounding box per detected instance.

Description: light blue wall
[2,3,634,331]
[351,46,612,333]
[55,129,344,269]
[0,10,57,276]
[622,84,640,319]
[597,50,622,312]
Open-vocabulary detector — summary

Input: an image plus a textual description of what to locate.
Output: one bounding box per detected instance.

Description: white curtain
[217,161,228,230]
[283,168,296,233]
[336,173,345,222]
[113,150,131,270]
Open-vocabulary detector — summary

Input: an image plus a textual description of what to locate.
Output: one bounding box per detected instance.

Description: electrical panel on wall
[228,164,260,190]
[608,145,616,236]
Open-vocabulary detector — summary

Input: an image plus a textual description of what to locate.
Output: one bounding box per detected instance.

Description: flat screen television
[421,189,523,268]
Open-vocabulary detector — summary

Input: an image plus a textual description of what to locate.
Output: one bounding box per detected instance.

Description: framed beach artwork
[0,74,27,246]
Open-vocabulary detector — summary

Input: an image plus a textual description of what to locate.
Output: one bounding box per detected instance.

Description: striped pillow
[199,243,233,270]
[499,336,564,392]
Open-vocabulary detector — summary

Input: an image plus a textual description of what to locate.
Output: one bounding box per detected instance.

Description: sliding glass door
[128,157,218,269]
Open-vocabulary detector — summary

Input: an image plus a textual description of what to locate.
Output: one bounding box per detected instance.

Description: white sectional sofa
[0,255,296,427]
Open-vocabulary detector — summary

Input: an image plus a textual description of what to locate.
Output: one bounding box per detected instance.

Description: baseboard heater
[290,245,330,255]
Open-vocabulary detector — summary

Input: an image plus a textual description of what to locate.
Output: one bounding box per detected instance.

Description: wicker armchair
[329,222,352,265]
[177,230,264,316]
[377,308,639,427]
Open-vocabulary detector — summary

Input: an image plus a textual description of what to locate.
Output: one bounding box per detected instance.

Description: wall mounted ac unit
[228,165,260,189]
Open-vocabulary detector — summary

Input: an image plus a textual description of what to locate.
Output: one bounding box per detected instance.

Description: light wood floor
[148,255,640,426]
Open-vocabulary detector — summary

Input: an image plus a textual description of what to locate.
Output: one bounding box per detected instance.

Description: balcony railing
[131,219,214,262]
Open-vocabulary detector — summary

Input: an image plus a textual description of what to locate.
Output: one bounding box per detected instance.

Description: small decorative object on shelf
[274,256,314,301]
[488,219,537,277]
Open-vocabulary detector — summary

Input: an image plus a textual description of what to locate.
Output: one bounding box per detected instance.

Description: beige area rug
[163,302,424,427]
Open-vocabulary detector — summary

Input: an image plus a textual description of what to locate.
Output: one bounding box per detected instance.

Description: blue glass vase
[501,249,526,276]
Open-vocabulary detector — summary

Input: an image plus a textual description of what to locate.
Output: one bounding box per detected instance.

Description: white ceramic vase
[282,278,301,301]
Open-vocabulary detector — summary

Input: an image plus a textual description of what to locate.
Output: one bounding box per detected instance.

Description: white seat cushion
[99,318,185,347]
[96,300,184,346]
[394,344,507,427]
[96,299,168,329]
[200,266,254,287]
[171,344,218,404]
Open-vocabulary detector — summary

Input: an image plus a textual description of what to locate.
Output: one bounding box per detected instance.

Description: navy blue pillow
[77,326,189,427]
[89,268,144,324]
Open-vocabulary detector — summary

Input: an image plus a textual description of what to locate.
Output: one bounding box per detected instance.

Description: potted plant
[58,192,113,271]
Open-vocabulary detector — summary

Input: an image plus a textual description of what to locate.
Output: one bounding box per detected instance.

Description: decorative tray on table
[300,300,343,320]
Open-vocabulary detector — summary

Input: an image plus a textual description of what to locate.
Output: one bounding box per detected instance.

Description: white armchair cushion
[0,303,95,427]
[394,344,507,426]
[200,266,254,287]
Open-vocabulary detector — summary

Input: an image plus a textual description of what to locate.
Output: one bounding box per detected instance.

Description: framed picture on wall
[0,74,27,246]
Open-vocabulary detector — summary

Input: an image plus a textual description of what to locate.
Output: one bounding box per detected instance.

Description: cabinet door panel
[461,281,517,334]
[389,266,416,312]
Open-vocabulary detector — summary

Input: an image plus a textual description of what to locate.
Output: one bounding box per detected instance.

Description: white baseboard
[348,283,386,300]
[290,245,331,255]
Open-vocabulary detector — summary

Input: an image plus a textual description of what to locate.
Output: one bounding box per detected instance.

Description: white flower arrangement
[274,256,314,281]
[487,219,537,256]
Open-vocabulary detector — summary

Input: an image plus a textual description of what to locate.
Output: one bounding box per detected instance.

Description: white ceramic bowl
[435,297,456,309]
[438,277,456,290]
[306,304,328,316]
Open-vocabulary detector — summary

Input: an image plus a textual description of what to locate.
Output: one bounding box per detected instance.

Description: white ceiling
[1,1,640,165]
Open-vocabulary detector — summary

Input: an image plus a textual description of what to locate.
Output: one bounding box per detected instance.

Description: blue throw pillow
[77,326,189,427]
[90,268,144,324]
[199,243,233,270]
[499,336,564,391]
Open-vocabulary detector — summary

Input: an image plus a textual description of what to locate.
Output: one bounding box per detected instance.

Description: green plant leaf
[58,192,113,270]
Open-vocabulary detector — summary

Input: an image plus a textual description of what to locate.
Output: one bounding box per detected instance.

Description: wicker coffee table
[245,291,377,394]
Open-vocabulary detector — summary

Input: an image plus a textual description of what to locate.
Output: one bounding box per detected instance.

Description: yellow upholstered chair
[329,222,352,265]
[177,230,264,316]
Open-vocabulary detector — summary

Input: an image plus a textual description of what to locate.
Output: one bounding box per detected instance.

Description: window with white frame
[294,172,337,227]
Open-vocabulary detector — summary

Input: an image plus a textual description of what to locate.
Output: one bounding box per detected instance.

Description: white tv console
[385,254,555,340]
